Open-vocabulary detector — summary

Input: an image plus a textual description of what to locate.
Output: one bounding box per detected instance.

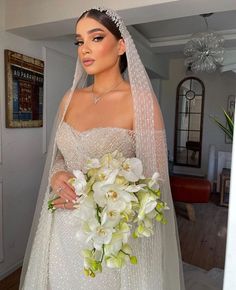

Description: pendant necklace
[91,80,123,104]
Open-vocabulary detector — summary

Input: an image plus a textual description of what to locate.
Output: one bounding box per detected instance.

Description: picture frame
[4,50,44,128]
[225,94,235,144]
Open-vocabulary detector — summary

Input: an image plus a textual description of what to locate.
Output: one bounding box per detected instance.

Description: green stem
[100,244,105,263]
[120,249,131,257]
[155,208,162,215]
[147,186,162,198]
[96,204,101,224]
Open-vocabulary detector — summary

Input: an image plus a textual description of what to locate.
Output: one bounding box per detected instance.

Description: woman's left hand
[52,197,75,210]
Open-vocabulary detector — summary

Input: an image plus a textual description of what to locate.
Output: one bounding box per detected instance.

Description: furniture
[220,168,230,207]
[170,175,211,221]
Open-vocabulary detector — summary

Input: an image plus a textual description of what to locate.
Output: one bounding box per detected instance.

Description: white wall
[0,28,77,278]
[0,31,45,278]
[224,109,236,290]
[161,57,234,177]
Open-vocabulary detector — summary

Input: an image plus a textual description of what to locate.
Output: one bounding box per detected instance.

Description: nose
[81,42,91,55]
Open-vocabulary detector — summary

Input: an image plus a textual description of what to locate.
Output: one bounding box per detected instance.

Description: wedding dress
[48,123,135,289]
[20,7,185,290]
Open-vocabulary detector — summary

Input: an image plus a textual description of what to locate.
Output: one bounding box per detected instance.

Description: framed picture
[5,50,44,128]
[225,94,235,144]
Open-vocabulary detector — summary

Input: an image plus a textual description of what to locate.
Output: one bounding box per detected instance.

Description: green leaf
[130,256,138,264]
[210,109,234,141]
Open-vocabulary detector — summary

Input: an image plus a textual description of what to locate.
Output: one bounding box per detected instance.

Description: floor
[176,193,228,270]
[0,193,228,290]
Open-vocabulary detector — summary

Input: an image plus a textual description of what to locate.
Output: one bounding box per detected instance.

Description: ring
[65,199,69,203]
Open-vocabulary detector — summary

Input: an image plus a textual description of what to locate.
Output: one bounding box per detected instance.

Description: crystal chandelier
[184,13,224,73]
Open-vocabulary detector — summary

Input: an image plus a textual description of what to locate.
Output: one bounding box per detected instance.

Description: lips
[82,59,95,67]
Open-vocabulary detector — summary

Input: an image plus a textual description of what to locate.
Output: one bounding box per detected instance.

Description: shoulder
[59,86,91,114]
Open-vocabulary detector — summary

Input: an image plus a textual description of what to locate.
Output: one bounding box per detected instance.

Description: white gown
[48,122,136,290]
[22,121,184,290]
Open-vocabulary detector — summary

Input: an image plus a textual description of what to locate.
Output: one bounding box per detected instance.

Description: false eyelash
[93,36,104,42]
[74,41,82,46]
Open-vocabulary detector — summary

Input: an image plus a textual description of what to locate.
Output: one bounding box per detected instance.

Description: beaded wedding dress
[20,7,185,290]
[49,123,136,289]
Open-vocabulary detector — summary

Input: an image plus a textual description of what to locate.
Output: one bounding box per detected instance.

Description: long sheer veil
[20,7,185,290]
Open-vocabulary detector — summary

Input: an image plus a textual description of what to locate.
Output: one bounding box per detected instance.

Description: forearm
[49,149,66,183]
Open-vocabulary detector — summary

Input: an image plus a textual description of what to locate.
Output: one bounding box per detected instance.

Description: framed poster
[5,50,44,128]
[225,94,235,144]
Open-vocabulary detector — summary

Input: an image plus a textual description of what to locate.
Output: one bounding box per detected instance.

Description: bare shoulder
[120,81,133,105]
[59,86,91,110]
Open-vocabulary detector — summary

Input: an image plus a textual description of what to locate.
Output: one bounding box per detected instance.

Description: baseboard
[0,260,23,280]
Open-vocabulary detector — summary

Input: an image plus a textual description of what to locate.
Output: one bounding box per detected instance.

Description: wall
[161,57,234,177]
[224,109,236,289]
[0,31,44,279]
[0,27,77,278]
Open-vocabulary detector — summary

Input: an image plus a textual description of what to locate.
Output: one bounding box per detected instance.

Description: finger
[55,182,76,201]
[53,197,67,205]
[60,190,77,202]
[54,202,74,210]
[61,175,77,191]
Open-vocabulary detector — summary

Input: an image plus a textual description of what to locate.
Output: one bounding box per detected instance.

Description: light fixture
[184,13,224,73]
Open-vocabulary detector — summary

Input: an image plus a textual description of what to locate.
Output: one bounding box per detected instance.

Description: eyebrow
[76,28,105,37]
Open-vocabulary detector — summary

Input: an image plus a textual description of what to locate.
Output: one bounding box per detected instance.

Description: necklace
[91,80,123,104]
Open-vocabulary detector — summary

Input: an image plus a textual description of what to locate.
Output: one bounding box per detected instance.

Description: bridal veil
[20,7,185,290]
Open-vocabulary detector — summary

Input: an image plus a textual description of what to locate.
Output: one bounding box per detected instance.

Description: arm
[49,149,76,209]
[50,149,66,178]
[49,91,77,209]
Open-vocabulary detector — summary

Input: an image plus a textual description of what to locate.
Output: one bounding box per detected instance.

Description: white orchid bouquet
[48,150,169,278]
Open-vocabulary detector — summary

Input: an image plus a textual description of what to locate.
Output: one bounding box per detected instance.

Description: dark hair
[77,9,127,74]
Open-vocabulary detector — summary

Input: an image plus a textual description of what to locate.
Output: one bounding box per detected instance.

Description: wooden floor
[176,193,228,270]
[0,267,21,290]
[0,193,228,289]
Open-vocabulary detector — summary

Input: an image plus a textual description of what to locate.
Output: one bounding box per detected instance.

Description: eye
[74,40,83,46]
[93,36,104,42]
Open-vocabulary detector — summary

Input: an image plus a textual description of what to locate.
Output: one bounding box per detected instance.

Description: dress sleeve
[49,148,66,180]
[154,129,169,182]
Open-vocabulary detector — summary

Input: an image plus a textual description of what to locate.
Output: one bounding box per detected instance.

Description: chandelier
[184,13,224,73]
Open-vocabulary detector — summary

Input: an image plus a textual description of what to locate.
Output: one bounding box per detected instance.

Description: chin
[82,66,98,75]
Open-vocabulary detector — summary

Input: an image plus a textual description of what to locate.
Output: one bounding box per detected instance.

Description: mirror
[174,77,205,167]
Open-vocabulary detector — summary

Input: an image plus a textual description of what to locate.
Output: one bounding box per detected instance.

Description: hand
[50,171,77,210]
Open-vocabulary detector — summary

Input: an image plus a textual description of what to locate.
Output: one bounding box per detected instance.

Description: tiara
[83,6,128,37]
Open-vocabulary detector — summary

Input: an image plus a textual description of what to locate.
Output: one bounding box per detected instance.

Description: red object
[170,176,211,203]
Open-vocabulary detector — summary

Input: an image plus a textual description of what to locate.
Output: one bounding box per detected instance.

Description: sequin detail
[48,123,136,289]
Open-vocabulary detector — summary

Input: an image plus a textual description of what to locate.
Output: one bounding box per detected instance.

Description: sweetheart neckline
[61,121,134,136]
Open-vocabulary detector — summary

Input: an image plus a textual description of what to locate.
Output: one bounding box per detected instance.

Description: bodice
[56,122,136,172]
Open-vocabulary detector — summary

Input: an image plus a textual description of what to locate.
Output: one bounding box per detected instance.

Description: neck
[93,66,123,94]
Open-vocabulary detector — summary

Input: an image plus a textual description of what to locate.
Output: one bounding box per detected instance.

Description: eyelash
[74,36,104,46]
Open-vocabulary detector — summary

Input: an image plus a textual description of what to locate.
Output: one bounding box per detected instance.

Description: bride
[20,7,185,290]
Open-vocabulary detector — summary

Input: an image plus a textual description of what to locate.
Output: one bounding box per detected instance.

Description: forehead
[76,17,109,34]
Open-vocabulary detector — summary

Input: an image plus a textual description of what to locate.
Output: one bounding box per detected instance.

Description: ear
[118,38,126,56]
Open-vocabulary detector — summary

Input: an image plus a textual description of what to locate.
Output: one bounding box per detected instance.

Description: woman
[20,7,184,290]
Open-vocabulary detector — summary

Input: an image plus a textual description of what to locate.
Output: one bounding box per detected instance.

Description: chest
[65,92,133,130]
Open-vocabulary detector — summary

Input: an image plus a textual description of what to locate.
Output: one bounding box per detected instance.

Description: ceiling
[132,9,236,54]
[7,8,236,57]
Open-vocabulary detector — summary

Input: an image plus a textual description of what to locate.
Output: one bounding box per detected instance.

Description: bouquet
[48,150,169,278]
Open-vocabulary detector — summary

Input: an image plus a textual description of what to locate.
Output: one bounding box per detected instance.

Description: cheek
[77,47,83,61]
[96,42,119,62]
